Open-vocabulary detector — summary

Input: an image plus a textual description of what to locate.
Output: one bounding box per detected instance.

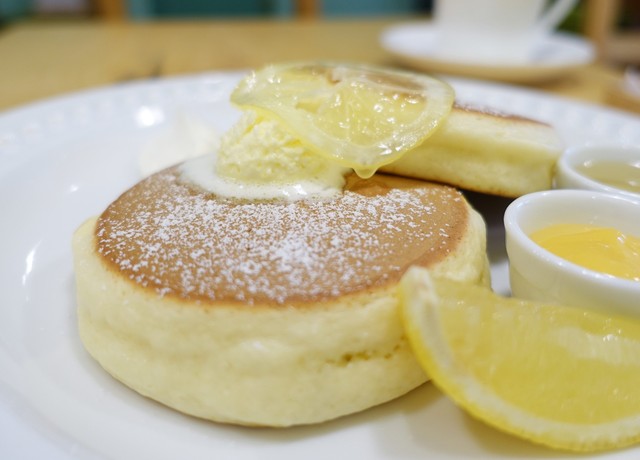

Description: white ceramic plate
[2,71,640,460]
[380,22,595,83]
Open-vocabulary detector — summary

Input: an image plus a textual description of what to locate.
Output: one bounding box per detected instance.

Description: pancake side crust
[73,173,489,427]
[381,104,563,197]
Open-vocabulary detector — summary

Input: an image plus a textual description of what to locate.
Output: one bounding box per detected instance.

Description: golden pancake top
[95,168,468,306]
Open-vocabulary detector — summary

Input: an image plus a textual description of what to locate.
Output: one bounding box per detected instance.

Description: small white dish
[504,189,640,318]
[555,144,640,200]
[380,22,595,83]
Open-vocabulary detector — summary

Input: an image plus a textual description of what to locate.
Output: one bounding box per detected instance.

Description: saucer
[380,22,595,83]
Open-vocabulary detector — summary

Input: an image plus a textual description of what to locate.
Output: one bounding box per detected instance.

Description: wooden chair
[296,0,319,18]
[584,0,640,64]
[93,0,125,20]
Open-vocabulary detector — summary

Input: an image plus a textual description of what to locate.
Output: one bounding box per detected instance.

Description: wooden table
[0,18,632,113]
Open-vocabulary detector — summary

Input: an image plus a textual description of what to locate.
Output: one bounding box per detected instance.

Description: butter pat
[216,110,345,185]
[181,110,348,201]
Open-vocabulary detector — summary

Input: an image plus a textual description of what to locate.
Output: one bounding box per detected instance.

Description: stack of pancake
[72,76,562,427]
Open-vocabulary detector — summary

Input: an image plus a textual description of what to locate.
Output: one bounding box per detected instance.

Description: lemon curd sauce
[575,159,640,194]
[530,223,640,281]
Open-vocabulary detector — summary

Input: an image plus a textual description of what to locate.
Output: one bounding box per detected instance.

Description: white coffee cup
[433,0,578,64]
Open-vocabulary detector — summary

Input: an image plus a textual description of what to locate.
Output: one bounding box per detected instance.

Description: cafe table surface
[0,17,633,114]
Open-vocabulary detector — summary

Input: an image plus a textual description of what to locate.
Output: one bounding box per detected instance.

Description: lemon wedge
[399,266,640,452]
[230,62,454,178]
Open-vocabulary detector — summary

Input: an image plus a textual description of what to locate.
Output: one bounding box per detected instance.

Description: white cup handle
[536,0,578,33]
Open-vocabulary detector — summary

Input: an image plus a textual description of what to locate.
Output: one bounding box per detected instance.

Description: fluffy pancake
[73,168,489,427]
[381,103,564,197]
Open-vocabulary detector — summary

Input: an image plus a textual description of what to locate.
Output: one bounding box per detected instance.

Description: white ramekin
[504,189,640,318]
[555,144,640,201]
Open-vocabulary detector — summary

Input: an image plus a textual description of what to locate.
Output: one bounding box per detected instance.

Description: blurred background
[0,0,639,112]
[1,0,639,65]
[0,0,640,63]
[2,0,436,21]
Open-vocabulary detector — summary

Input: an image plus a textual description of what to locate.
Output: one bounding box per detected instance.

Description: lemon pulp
[399,267,640,452]
[230,62,454,178]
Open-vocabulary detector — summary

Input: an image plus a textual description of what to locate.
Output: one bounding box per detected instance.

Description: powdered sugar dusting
[96,169,466,305]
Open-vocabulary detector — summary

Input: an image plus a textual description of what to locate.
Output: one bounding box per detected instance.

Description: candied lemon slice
[399,267,640,453]
[230,62,454,178]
